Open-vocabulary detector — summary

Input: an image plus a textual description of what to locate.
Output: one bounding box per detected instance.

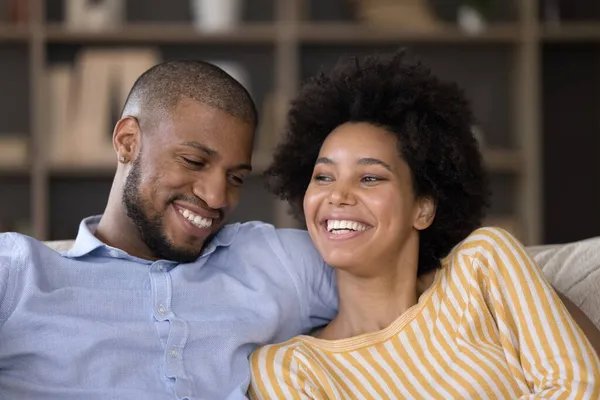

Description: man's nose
[192,173,228,210]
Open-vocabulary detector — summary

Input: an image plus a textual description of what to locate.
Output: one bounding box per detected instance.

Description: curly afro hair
[264,50,490,275]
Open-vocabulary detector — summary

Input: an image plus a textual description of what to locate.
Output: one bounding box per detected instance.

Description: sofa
[44,235,600,329]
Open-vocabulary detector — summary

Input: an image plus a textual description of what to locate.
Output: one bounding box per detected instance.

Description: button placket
[150,264,172,321]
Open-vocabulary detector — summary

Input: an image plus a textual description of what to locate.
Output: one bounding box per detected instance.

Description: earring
[119,155,128,163]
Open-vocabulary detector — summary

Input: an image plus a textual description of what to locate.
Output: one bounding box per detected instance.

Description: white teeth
[332,229,352,235]
[326,220,368,233]
[177,207,213,229]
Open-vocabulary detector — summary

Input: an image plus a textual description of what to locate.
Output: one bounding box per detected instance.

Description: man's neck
[95,194,158,261]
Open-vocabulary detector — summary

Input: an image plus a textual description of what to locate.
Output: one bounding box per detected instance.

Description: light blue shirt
[0,216,337,399]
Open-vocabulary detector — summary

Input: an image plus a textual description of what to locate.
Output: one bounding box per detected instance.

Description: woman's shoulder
[452,226,522,254]
[445,226,535,278]
[250,336,307,367]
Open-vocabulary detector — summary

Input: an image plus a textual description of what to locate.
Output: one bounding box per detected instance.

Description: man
[0,60,597,399]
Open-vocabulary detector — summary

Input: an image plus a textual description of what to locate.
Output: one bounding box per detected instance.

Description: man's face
[122,98,254,263]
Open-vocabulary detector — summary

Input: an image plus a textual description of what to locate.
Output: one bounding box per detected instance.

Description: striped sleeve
[460,227,600,399]
[249,342,323,400]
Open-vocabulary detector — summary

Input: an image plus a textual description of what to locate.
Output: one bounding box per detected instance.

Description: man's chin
[156,245,203,264]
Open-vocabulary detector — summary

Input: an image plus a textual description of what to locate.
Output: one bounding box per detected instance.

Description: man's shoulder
[0,231,40,251]
[227,221,312,247]
[0,232,51,265]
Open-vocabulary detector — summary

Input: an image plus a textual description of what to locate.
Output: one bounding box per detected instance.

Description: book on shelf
[0,135,28,169]
[47,48,160,170]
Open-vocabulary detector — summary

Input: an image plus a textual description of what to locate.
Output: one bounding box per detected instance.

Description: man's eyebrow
[182,141,218,157]
[233,163,252,172]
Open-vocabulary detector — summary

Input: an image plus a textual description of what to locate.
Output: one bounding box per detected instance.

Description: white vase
[65,0,125,31]
[190,0,243,32]
[457,4,486,35]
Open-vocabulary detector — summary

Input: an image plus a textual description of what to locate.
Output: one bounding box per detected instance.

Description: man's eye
[183,158,205,167]
[229,175,244,186]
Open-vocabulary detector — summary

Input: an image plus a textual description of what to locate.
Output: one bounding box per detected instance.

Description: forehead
[320,122,399,159]
[152,98,254,154]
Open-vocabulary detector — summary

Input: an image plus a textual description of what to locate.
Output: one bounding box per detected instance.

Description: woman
[249,51,600,399]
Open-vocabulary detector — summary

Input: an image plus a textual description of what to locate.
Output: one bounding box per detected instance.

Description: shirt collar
[65,215,240,260]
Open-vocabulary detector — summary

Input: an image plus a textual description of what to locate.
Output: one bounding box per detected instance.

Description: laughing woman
[249,51,600,399]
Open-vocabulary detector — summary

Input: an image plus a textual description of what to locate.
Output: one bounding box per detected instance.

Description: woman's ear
[414,196,436,230]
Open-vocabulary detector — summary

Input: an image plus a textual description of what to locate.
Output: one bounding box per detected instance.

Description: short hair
[121,60,257,126]
[264,50,490,275]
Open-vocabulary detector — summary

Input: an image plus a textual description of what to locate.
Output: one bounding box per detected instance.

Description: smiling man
[0,60,337,400]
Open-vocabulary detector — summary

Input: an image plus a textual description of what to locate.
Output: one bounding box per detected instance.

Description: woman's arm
[248,344,323,400]
[462,227,600,399]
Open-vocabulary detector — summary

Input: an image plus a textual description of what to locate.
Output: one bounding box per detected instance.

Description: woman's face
[303,122,435,273]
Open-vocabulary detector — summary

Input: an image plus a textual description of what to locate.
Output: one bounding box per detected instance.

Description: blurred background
[0,0,598,246]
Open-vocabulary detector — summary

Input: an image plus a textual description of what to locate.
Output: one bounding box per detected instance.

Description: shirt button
[108,249,119,257]
[158,305,167,315]
[157,265,165,272]
[168,348,178,358]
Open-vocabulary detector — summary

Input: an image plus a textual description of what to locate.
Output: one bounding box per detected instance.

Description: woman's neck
[318,254,437,341]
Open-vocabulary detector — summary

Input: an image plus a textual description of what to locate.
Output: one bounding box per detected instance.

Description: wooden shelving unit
[44,23,278,44]
[297,22,521,44]
[0,0,598,244]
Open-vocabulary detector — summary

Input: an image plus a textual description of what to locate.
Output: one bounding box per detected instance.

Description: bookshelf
[0,0,598,245]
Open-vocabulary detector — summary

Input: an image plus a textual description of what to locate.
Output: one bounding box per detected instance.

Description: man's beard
[122,156,205,263]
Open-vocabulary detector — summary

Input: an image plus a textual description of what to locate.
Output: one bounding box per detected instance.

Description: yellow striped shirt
[249,227,600,399]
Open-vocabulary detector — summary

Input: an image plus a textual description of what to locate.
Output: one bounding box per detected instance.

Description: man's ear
[113,116,141,164]
[414,196,436,231]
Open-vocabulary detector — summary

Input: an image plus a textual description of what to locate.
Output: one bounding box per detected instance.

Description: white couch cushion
[528,237,600,328]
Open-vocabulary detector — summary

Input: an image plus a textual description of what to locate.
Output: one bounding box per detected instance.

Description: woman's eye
[314,174,332,182]
[362,176,380,183]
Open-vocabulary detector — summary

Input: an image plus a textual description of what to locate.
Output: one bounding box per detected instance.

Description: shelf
[298,23,521,44]
[0,165,29,177]
[483,149,522,173]
[21,149,522,178]
[48,152,273,179]
[44,23,277,44]
[0,24,29,42]
[543,22,600,42]
[49,164,116,178]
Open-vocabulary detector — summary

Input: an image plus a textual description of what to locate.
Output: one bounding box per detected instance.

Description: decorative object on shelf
[46,48,161,169]
[190,0,243,32]
[47,64,73,167]
[208,60,251,96]
[65,0,125,31]
[353,0,441,31]
[456,0,491,35]
[0,135,28,169]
